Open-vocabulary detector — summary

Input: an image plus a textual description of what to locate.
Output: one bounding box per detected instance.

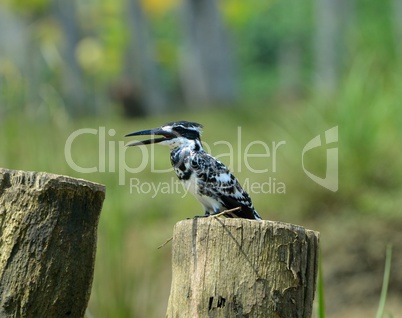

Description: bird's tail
[234,206,262,220]
[253,210,262,220]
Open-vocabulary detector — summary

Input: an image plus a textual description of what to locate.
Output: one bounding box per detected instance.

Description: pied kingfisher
[125,121,262,220]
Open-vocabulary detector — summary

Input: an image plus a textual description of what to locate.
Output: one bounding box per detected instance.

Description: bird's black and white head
[125,121,203,151]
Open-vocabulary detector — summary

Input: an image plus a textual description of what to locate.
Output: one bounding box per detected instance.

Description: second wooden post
[166,218,319,318]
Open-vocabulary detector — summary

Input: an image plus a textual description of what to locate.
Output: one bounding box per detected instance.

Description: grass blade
[375,244,392,318]
[317,249,325,318]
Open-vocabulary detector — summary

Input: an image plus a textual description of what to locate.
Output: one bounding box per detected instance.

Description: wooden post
[0,168,105,318]
[166,218,319,318]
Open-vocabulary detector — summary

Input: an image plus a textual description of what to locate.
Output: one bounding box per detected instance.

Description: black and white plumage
[125,121,262,220]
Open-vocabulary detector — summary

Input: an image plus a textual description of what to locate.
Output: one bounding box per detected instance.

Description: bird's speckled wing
[190,151,261,220]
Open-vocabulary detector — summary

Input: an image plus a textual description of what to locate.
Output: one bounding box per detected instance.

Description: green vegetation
[1,0,401,316]
[1,70,401,315]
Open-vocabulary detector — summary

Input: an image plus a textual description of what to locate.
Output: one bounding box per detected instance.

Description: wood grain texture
[166,217,319,318]
[0,168,105,318]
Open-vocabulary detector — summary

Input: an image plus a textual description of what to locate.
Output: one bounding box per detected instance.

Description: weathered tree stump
[0,168,105,318]
[166,218,319,318]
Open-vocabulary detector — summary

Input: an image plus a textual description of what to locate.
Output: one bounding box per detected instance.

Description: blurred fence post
[166,218,319,318]
[0,168,105,318]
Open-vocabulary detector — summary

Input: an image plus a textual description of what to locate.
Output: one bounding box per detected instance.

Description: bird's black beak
[125,127,176,146]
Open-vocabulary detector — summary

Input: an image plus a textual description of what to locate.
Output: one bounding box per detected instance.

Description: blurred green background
[1,0,402,317]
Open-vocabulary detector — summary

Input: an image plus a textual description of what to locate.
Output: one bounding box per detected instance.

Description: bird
[125,121,262,220]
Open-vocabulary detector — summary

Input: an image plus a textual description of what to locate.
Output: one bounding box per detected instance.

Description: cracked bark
[0,168,105,318]
[166,218,319,318]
